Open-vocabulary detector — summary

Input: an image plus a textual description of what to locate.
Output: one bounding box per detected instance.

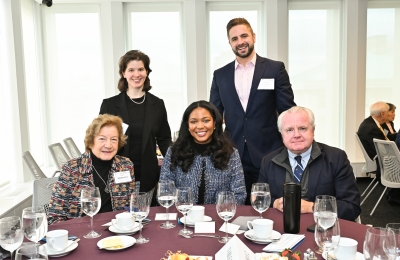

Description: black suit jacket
[210,55,296,168]
[99,92,171,193]
[358,116,387,160]
[381,121,397,141]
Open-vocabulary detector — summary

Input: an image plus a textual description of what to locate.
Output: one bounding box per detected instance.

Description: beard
[232,43,254,58]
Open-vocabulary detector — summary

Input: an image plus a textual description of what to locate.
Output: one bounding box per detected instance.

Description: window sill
[0,182,33,217]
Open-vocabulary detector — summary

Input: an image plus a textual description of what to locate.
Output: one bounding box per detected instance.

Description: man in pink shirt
[210,18,296,204]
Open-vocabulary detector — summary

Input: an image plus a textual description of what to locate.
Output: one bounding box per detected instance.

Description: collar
[234,52,257,69]
[371,116,383,128]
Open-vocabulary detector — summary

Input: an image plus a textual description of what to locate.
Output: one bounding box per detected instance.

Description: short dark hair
[170,100,234,172]
[117,50,152,92]
[387,102,396,111]
[226,17,254,39]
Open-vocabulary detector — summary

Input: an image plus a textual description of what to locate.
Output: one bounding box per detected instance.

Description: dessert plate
[323,251,365,260]
[244,230,281,244]
[180,216,212,227]
[168,256,213,260]
[108,222,141,235]
[97,235,136,251]
[45,240,79,257]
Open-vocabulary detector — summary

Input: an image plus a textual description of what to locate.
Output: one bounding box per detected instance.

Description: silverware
[182,234,220,239]
[248,234,280,242]
[62,238,80,251]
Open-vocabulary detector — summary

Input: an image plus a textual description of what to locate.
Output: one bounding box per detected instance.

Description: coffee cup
[46,229,68,252]
[187,205,205,223]
[333,237,357,260]
[247,219,273,240]
[112,212,135,231]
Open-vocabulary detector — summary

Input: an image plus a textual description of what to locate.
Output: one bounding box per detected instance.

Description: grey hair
[277,106,316,133]
[370,101,389,116]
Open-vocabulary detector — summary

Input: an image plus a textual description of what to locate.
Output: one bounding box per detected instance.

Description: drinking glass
[216,191,236,244]
[15,243,48,260]
[80,186,101,238]
[386,223,400,260]
[364,227,396,260]
[175,187,194,236]
[250,183,271,219]
[314,218,340,257]
[130,191,151,244]
[0,216,24,260]
[157,180,176,229]
[22,206,48,244]
[313,195,337,254]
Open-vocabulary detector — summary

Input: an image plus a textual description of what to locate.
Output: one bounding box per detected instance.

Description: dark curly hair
[117,50,152,92]
[170,100,234,172]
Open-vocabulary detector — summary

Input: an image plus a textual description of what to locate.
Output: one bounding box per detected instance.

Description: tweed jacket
[160,147,246,205]
[47,152,135,225]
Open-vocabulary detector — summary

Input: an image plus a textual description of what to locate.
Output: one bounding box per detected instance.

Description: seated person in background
[258,106,361,221]
[47,114,135,225]
[381,102,397,141]
[160,100,246,205]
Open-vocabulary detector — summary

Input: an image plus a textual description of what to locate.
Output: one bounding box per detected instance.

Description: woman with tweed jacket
[47,114,135,225]
[160,101,246,205]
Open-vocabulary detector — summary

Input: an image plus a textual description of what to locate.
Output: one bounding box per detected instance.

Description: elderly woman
[159,100,246,205]
[381,102,397,141]
[47,114,135,225]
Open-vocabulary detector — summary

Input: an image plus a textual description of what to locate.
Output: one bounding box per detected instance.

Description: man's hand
[273,197,314,213]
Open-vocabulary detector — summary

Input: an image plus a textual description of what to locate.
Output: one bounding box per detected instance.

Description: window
[126,3,184,132]
[366,1,400,127]
[42,4,103,162]
[288,0,342,147]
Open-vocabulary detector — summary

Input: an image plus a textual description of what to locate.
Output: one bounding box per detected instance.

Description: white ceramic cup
[112,212,135,231]
[46,229,68,252]
[333,237,358,260]
[187,205,205,222]
[247,219,273,240]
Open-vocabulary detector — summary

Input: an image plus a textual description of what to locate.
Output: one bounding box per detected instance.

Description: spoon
[182,234,220,239]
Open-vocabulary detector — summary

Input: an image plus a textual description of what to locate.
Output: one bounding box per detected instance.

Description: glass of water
[22,206,48,244]
[250,183,271,218]
[157,180,176,229]
[0,216,24,260]
[175,187,194,236]
[216,191,236,244]
[81,186,101,238]
[15,243,48,260]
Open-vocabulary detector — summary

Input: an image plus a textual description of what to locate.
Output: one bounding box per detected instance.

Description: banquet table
[47,205,369,259]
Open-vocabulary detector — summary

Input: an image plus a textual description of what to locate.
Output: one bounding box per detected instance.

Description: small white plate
[168,256,213,260]
[45,240,79,257]
[244,230,281,244]
[181,216,212,227]
[323,251,365,260]
[97,235,136,251]
[108,222,141,235]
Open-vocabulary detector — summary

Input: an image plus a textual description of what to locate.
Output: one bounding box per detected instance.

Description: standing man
[210,18,296,204]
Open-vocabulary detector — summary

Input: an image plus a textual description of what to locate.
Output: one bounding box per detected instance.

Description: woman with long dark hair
[160,100,246,205]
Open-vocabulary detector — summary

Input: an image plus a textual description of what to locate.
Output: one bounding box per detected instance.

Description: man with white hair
[357,101,393,183]
[258,106,360,221]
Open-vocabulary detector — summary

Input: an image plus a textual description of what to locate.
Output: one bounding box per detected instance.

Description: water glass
[81,186,101,238]
[250,183,271,219]
[386,223,400,259]
[175,187,194,236]
[22,206,48,243]
[314,218,340,256]
[157,180,176,229]
[216,191,236,244]
[0,216,24,260]
[364,227,396,260]
[131,191,151,244]
[15,243,48,260]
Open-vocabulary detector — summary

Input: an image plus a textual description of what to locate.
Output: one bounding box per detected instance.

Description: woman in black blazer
[99,50,171,204]
[381,102,397,141]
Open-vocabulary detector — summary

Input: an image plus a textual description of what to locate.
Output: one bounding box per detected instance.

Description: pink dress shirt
[234,54,257,111]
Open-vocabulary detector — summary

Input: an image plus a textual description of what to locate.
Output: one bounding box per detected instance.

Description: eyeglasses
[283,126,309,134]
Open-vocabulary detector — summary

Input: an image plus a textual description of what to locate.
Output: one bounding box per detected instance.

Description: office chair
[48,143,70,170]
[32,177,58,213]
[355,133,378,197]
[22,151,57,179]
[63,137,81,159]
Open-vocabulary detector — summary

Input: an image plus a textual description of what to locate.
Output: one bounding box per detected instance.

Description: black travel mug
[283,182,301,234]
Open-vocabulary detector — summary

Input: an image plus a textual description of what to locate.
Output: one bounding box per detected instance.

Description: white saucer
[97,235,136,251]
[244,230,281,244]
[323,251,364,260]
[45,240,79,257]
[168,256,213,260]
[180,216,212,227]
[108,222,141,235]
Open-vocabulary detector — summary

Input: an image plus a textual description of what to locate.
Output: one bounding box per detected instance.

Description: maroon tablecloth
[47,205,368,259]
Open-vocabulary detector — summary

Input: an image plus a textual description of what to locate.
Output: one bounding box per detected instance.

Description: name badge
[113,171,132,184]
[257,78,274,90]
[122,122,129,134]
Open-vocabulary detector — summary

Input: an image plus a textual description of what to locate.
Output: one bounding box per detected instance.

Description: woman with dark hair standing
[100,50,171,202]
[160,100,246,205]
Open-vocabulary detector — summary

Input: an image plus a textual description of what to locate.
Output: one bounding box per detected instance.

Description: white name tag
[258,78,274,90]
[113,171,132,184]
[122,122,129,134]
[219,222,240,235]
[195,221,215,233]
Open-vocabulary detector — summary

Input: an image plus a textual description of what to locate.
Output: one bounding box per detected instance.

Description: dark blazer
[210,55,296,168]
[99,92,171,193]
[358,116,387,159]
[258,142,361,221]
[381,121,397,141]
